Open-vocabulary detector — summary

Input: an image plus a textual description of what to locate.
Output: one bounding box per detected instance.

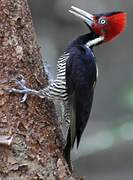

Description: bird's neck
[68,32,104,49]
[86,35,104,48]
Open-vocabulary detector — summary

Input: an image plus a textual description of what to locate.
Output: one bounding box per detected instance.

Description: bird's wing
[66,46,97,148]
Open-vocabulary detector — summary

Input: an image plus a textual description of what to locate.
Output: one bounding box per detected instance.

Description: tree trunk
[0,0,82,179]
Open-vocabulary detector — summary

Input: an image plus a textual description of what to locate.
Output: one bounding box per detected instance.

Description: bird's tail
[63,128,72,171]
[63,94,76,171]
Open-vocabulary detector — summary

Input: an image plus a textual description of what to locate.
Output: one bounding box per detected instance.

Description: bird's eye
[99,18,107,25]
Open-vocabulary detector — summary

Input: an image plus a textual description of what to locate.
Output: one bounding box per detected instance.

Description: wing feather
[66,46,97,148]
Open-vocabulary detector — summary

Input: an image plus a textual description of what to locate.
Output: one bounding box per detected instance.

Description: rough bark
[0,0,82,179]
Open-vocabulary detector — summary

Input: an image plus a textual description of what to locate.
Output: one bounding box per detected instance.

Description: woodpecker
[8,6,127,170]
[63,6,127,167]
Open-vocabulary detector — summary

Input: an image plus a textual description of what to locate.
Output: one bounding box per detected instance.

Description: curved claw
[21,93,28,102]
[7,88,28,102]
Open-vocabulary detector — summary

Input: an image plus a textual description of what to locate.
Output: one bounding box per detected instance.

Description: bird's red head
[92,12,127,42]
[69,6,127,42]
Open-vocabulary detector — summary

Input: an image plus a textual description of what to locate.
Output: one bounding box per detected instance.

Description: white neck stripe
[86,36,104,48]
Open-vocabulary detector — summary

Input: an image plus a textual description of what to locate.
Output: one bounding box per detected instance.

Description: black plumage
[63,33,98,167]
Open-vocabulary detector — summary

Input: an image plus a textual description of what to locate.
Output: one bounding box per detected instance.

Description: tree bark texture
[0,0,82,179]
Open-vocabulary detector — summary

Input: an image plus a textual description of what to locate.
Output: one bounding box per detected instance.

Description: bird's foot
[5,75,49,102]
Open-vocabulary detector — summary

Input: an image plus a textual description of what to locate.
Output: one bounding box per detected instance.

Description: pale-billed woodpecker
[7,6,127,170]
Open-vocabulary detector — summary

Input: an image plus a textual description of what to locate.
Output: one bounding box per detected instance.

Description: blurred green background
[28,0,133,179]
